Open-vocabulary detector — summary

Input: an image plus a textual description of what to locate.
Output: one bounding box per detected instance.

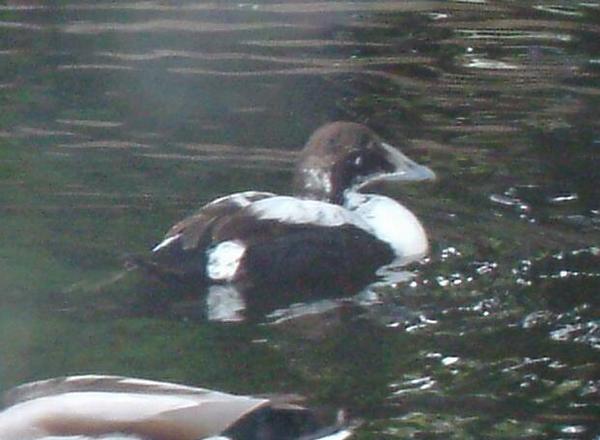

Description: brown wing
[163,191,275,251]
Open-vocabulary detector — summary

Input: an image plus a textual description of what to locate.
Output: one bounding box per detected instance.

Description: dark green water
[0,1,599,438]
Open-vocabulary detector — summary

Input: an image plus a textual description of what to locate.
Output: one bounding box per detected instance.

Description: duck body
[147,192,399,295]
[135,122,434,300]
[0,375,352,440]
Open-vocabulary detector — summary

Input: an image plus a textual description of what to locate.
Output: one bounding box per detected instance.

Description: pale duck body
[0,375,352,440]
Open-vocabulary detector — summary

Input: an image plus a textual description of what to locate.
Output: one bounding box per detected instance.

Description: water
[0,1,599,438]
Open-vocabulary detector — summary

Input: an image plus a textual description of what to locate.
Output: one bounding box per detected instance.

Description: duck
[131,121,435,306]
[0,374,352,440]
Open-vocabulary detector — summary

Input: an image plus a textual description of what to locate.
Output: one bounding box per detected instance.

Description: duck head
[293,121,435,204]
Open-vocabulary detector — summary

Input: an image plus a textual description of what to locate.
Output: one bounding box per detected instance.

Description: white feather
[64,374,115,382]
[117,377,202,392]
[206,191,275,208]
[300,167,332,196]
[344,192,428,263]
[206,240,246,282]
[317,430,354,440]
[151,233,181,252]
[248,196,371,230]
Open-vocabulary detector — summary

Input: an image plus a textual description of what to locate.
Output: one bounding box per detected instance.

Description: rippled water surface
[1,1,599,438]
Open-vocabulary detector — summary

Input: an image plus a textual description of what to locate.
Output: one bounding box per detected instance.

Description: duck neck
[293,148,373,204]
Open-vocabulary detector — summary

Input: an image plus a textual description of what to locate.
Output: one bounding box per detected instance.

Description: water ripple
[62,20,312,35]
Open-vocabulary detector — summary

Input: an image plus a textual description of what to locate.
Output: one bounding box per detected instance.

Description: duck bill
[381,142,436,182]
[356,142,436,191]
